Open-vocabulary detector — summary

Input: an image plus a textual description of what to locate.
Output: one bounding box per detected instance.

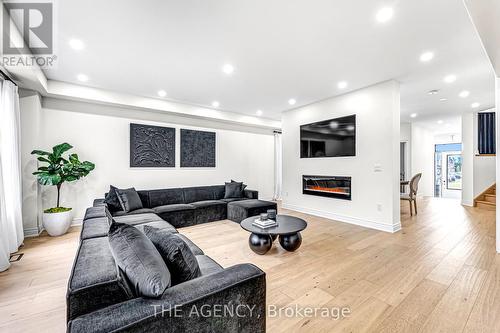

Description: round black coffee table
[240,215,307,255]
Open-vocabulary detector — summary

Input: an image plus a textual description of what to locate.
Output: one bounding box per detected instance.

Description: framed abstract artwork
[130,123,175,167]
[180,129,216,167]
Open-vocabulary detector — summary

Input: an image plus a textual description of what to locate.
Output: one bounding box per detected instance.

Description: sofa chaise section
[68,264,266,333]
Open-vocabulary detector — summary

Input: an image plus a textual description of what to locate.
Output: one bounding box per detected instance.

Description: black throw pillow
[144,226,201,285]
[104,185,123,212]
[231,179,247,196]
[116,187,143,212]
[225,181,243,199]
[108,221,171,298]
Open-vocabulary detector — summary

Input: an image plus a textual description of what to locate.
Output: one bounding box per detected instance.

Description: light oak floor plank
[0,197,498,332]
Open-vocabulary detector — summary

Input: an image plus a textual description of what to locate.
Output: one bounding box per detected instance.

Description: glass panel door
[446,154,462,190]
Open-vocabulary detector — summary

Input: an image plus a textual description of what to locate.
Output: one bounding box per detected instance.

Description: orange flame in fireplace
[307,186,348,193]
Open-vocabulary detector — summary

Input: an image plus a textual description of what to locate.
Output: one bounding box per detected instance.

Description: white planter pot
[43,209,73,236]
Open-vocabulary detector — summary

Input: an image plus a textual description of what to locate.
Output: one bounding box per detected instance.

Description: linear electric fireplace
[302,175,352,200]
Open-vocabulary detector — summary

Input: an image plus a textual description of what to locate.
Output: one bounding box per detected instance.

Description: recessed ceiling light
[443,74,457,83]
[76,74,88,82]
[437,120,444,124]
[439,98,448,101]
[410,113,417,118]
[69,38,85,50]
[337,81,348,89]
[459,90,470,98]
[376,7,394,23]
[222,64,234,75]
[428,89,439,95]
[419,52,434,62]
[471,102,480,108]
[288,98,296,105]
[157,90,167,97]
[212,101,220,108]
[256,110,263,116]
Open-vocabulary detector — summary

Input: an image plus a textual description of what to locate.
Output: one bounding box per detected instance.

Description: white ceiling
[464,0,500,75]
[43,0,496,121]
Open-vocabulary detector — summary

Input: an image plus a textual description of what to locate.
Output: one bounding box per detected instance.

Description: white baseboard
[23,227,42,238]
[72,218,83,226]
[281,203,401,233]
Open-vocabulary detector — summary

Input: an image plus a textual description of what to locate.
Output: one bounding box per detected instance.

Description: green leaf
[64,175,79,182]
[81,161,95,171]
[37,173,62,186]
[52,143,73,159]
[31,149,50,156]
[69,153,79,163]
[37,156,51,163]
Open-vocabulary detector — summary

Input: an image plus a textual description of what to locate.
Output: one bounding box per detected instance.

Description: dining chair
[400,173,422,216]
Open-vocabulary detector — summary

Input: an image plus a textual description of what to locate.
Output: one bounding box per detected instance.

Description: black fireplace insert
[302,175,352,200]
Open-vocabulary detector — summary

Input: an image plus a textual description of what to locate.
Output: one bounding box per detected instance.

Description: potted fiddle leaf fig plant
[32,143,95,236]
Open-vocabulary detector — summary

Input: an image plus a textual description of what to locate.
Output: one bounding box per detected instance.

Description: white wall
[462,112,474,206]
[496,77,499,253]
[400,122,412,180]
[410,124,435,197]
[20,93,44,236]
[21,98,275,224]
[462,110,496,206]
[409,119,462,199]
[473,109,496,197]
[282,81,401,233]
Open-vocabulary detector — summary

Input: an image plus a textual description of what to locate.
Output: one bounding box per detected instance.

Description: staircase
[474,184,496,210]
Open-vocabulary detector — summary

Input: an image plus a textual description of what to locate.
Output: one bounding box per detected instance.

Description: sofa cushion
[227,199,278,223]
[190,200,227,208]
[144,226,201,286]
[176,234,204,256]
[103,185,123,212]
[148,188,185,207]
[153,204,195,214]
[83,206,107,220]
[113,213,164,226]
[196,255,223,276]
[109,222,171,298]
[183,186,216,203]
[134,220,178,234]
[191,200,227,224]
[80,217,110,240]
[116,188,143,212]
[220,198,246,203]
[224,181,244,199]
[154,208,197,229]
[137,190,150,208]
[67,237,134,321]
[112,208,155,217]
[212,185,226,200]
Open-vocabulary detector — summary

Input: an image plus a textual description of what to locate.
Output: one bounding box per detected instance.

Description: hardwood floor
[0,197,498,332]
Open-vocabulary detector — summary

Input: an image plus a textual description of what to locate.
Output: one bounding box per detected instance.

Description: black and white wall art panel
[130,123,176,167]
[180,129,216,167]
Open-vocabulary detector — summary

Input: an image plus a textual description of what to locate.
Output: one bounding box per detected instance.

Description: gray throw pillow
[231,180,247,193]
[108,221,171,298]
[116,187,143,212]
[225,181,243,198]
[144,226,201,285]
[104,185,123,212]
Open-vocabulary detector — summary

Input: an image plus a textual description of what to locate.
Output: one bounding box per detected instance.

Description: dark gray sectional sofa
[111,185,277,225]
[67,184,276,332]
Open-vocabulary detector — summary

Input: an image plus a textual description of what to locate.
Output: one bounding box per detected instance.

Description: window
[478,112,495,154]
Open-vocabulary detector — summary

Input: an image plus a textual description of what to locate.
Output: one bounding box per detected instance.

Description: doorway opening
[434,143,462,199]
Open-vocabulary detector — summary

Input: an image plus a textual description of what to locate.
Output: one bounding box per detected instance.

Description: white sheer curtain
[272,131,283,201]
[0,79,24,272]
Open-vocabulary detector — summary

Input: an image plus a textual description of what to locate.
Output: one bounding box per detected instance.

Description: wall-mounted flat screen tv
[300,115,356,158]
